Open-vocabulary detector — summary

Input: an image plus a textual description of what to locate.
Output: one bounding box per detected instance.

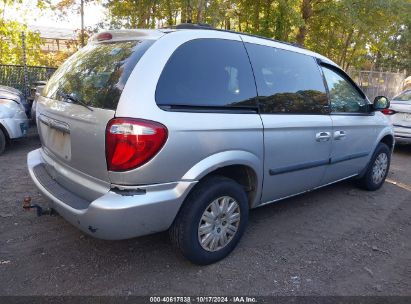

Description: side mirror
[373,96,390,111]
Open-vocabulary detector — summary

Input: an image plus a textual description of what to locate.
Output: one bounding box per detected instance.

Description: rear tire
[356,143,391,191]
[170,176,249,265]
[0,129,6,155]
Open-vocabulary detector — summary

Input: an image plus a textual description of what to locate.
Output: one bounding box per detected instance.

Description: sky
[4,0,106,30]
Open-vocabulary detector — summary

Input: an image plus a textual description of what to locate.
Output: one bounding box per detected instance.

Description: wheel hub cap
[198,196,241,252]
[372,152,388,185]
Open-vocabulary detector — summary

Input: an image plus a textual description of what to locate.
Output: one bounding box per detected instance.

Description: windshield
[393,91,411,102]
[42,40,154,110]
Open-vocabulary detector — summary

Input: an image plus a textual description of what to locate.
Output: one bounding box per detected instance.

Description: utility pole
[21,31,30,99]
[80,0,85,47]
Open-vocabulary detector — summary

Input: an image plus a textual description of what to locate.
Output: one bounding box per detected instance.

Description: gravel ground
[0,128,410,296]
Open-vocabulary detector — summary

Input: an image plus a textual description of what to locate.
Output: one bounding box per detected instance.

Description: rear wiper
[58,92,93,111]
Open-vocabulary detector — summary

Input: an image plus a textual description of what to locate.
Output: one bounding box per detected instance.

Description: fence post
[21,31,30,99]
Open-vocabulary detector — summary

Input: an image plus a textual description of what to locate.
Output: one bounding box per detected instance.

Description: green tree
[374,8,411,73]
[0,0,43,65]
[93,0,409,72]
[304,0,410,70]
[14,0,405,73]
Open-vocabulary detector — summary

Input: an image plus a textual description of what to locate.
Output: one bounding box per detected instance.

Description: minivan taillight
[106,118,168,171]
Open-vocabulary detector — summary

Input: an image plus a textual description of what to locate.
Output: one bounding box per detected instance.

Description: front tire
[170,176,249,265]
[357,143,391,191]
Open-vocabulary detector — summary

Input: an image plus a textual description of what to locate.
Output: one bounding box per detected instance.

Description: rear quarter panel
[113,30,264,206]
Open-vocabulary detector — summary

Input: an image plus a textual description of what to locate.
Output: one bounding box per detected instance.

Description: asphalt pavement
[0,129,410,296]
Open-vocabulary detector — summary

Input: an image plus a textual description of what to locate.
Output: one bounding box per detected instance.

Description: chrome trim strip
[330,152,370,164]
[269,151,369,176]
[269,159,329,176]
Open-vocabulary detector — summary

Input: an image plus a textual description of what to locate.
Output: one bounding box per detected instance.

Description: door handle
[316,132,331,142]
[334,130,346,140]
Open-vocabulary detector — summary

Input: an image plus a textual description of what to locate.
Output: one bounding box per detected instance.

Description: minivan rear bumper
[27,148,196,240]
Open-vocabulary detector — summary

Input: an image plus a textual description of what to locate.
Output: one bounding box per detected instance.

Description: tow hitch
[23,196,54,216]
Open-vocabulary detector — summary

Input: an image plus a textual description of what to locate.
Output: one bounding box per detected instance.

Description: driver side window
[322,66,368,113]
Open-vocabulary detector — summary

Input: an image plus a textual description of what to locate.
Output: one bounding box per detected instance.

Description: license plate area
[38,116,71,161]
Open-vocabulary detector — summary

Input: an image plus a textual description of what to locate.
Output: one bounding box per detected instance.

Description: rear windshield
[393,91,411,102]
[42,40,154,110]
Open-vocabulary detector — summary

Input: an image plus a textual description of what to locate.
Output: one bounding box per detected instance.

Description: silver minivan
[28,25,394,265]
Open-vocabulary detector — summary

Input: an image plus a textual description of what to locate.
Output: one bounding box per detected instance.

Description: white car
[383,90,411,143]
[0,86,29,155]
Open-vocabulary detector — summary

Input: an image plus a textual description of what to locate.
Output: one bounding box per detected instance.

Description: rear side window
[245,43,328,114]
[42,40,154,110]
[156,39,257,109]
[321,66,368,113]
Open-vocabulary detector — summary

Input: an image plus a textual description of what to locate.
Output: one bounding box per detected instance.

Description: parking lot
[0,127,410,296]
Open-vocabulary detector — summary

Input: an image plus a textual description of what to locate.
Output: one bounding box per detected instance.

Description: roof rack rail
[169,23,213,30]
[163,23,305,50]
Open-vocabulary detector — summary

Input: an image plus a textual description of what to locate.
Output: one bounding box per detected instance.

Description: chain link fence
[0,64,57,94]
[348,69,407,101]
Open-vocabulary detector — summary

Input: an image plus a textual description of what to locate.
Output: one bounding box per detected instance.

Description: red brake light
[106,118,168,171]
[381,108,396,115]
[97,32,113,41]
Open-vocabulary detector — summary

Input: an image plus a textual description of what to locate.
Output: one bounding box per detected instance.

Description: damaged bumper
[27,148,196,240]
[0,117,29,139]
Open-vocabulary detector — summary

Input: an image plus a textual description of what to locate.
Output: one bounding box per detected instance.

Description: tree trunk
[196,0,204,23]
[252,0,261,33]
[275,0,289,41]
[345,31,363,70]
[165,0,173,26]
[180,0,187,23]
[186,0,193,23]
[324,23,334,57]
[225,18,231,30]
[339,29,354,68]
[261,0,272,37]
[296,0,312,46]
[80,0,84,47]
[150,1,157,28]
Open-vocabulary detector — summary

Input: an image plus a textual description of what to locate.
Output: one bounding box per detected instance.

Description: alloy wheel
[372,152,388,185]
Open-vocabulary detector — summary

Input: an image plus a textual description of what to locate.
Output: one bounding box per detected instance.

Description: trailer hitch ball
[23,196,43,217]
[23,196,32,209]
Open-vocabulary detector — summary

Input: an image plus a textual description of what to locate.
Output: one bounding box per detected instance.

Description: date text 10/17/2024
[149,297,258,303]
